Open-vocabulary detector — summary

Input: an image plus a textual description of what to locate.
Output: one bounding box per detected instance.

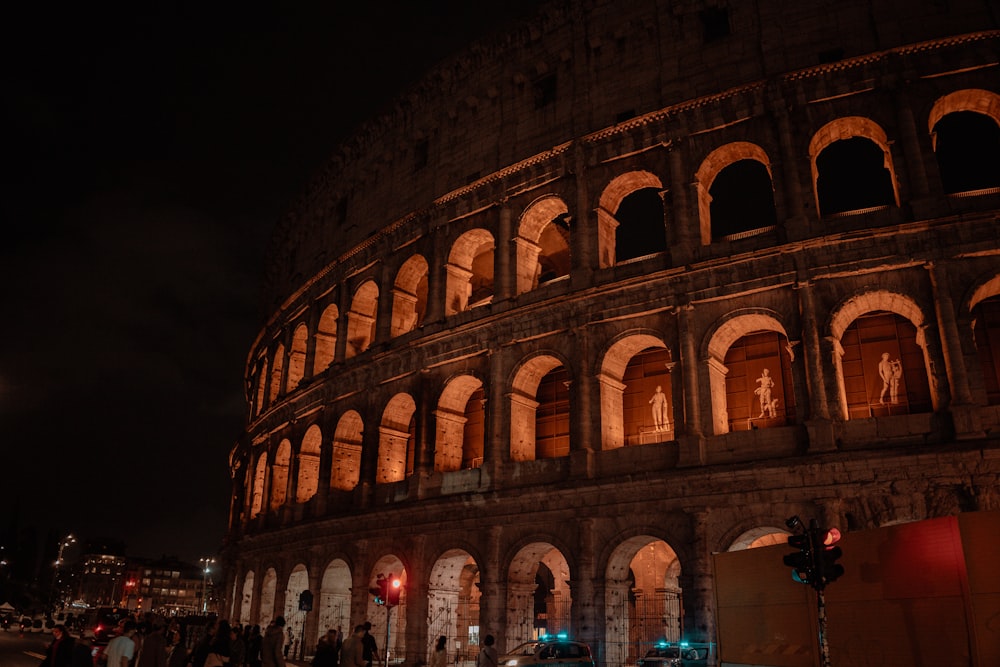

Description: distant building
[75,548,126,607]
[122,557,206,615]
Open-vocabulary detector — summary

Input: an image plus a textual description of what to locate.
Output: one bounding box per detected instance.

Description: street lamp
[52,534,76,606]
[199,557,216,614]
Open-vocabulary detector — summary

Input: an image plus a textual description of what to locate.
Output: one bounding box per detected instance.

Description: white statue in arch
[878,352,903,404]
[649,385,669,431]
[754,368,779,418]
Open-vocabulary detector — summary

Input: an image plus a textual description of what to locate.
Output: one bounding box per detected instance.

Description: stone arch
[239,570,254,625]
[596,171,664,268]
[927,88,1000,137]
[427,549,481,665]
[271,439,291,511]
[369,555,408,661]
[436,374,486,471]
[392,254,429,337]
[597,333,671,449]
[255,357,268,415]
[314,304,339,374]
[331,410,364,491]
[251,452,267,519]
[284,564,310,656]
[704,311,791,435]
[259,567,278,628]
[809,116,900,216]
[509,354,571,461]
[726,526,789,551]
[346,280,379,358]
[828,291,933,419]
[288,323,309,392]
[928,89,1000,194]
[515,196,571,294]
[270,343,285,406]
[319,559,352,641]
[377,393,417,483]
[296,425,322,504]
[694,142,774,244]
[506,542,572,647]
[605,535,683,667]
[446,229,495,315]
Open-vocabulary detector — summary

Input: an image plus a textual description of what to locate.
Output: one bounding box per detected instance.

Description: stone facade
[223,1,1000,665]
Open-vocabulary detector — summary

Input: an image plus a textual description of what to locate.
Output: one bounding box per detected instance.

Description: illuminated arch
[694,142,775,244]
[391,254,429,337]
[510,354,570,461]
[435,374,485,471]
[346,280,379,358]
[704,311,792,435]
[296,425,322,503]
[515,196,571,294]
[287,323,309,392]
[377,393,417,483]
[506,542,572,646]
[809,116,900,216]
[313,304,339,374]
[597,171,664,268]
[597,333,671,449]
[270,343,285,406]
[271,439,291,511]
[426,549,481,664]
[446,229,495,315]
[331,411,363,491]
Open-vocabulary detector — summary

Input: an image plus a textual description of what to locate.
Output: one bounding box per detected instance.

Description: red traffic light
[387,575,402,606]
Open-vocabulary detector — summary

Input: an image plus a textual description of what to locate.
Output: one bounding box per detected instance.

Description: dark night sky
[1,2,542,565]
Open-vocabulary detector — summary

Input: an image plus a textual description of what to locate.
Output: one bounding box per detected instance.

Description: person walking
[429,636,447,667]
[361,622,379,667]
[313,629,340,667]
[340,625,367,667]
[475,635,497,667]
[39,624,76,667]
[105,621,139,667]
[137,622,168,667]
[261,617,287,667]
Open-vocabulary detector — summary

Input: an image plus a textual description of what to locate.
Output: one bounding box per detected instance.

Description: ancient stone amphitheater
[222,1,1000,665]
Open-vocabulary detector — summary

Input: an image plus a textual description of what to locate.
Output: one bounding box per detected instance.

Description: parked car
[636,641,710,667]
[501,634,595,667]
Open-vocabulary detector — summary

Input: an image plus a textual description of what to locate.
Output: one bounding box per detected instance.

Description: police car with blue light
[500,633,595,667]
[635,641,710,667]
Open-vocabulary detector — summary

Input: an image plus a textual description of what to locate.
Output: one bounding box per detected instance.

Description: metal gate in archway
[427,595,480,667]
[605,589,682,667]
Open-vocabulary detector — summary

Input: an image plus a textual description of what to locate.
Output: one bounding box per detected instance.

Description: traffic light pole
[384,605,393,666]
[816,588,831,667]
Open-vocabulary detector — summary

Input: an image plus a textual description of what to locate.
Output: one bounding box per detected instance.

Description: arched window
[271,439,291,511]
[269,344,285,405]
[840,311,932,418]
[535,366,571,459]
[331,411,363,492]
[377,394,417,483]
[622,347,673,443]
[933,111,1000,194]
[816,137,896,215]
[723,331,795,430]
[391,255,429,337]
[287,324,308,392]
[615,188,665,262]
[972,295,1000,406]
[516,197,571,294]
[446,229,495,315]
[346,281,378,358]
[435,375,485,471]
[296,425,322,503]
[313,304,338,374]
[709,160,777,240]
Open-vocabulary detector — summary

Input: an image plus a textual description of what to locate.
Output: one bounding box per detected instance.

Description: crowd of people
[36,614,400,667]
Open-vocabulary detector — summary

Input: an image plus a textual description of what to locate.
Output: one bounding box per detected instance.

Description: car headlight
[505,660,519,666]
